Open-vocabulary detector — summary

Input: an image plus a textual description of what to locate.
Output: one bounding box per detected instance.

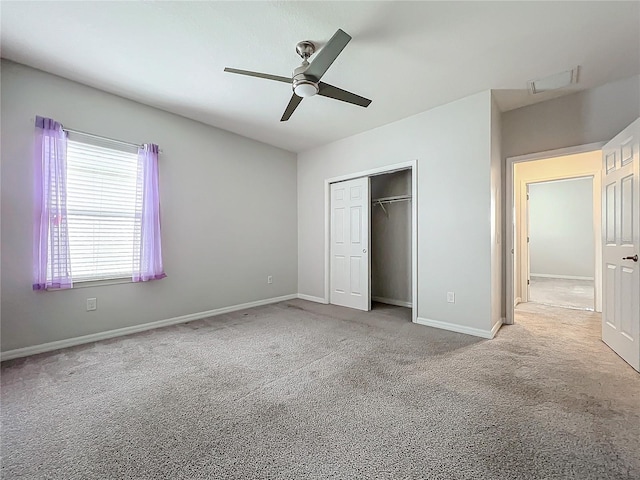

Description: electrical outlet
[446,292,455,303]
[86,298,97,311]
[267,275,273,284]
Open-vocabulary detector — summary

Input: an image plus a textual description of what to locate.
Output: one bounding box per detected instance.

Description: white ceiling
[2,1,638,153]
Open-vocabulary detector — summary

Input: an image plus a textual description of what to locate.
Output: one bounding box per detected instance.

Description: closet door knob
[363,248,367,253]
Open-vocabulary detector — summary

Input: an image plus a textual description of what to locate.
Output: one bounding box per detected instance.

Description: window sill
[74,277,132,288]
[45,277,132,291]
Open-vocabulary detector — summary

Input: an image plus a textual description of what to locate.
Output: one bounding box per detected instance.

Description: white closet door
[602,118,640,371]
[330,177,370,311]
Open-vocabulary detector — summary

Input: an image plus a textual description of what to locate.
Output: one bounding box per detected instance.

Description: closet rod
[372,194,412,204]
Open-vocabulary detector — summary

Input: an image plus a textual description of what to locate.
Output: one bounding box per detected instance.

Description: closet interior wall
[371,169,412,307]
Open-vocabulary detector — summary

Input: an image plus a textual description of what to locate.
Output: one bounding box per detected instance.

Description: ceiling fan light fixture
[294,81,318,98]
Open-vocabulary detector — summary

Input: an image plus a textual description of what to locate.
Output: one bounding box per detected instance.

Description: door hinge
[527,236,530,243]
[527,279,530,285]
[527,194,529,200]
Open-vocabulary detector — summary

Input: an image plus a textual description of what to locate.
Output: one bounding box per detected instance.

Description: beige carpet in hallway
[528,276,594,310]
[2,300,639,479]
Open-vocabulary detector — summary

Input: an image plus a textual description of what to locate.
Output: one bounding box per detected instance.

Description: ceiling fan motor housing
[292,61,319,97]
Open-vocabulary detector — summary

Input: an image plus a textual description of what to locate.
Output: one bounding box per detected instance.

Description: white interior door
[330,177,370,311]
[602,118,640,371]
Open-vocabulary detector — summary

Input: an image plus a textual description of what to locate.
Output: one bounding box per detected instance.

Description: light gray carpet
[2,300,639,479]
[529,276,594,310]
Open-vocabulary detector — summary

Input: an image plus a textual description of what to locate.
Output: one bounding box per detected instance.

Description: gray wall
[528,178,594,279]
[298,90,497,335]
[1,60,298,351]
[370,170,412,304]
[502,75,640,159]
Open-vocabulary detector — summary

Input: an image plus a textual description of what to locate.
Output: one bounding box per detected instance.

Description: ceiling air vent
[528,66,579,95]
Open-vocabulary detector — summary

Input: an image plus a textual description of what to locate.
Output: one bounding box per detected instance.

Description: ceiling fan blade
[304,29,351,81]
[224,67,292,84]
[318,82,371,108]
[281,94,303,122]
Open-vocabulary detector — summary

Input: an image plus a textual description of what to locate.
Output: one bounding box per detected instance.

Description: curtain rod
[32,117,163,153]
[63,127,164,154]
[62,127,144,150]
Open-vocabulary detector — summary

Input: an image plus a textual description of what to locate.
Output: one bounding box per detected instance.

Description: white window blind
[66,138,141,282]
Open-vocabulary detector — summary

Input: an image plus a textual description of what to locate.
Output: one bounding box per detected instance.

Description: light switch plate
[446,292,455,303]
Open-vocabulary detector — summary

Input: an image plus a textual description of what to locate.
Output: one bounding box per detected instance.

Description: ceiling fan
[224,29,372,122]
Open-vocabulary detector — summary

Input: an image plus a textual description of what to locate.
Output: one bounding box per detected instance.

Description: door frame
[324,160,418,323]
[506,142,605,324]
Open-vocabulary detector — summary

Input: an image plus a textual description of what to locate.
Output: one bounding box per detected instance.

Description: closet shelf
[371,194,412,204]
[372,195,411,217]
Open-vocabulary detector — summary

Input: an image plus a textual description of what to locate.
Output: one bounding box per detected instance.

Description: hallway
[528,276,594,310]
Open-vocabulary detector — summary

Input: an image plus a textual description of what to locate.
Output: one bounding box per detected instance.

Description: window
[34,115,165,290]
[65,138,141,282]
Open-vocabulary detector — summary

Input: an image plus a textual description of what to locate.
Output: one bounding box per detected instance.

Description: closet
[370,169,412,308]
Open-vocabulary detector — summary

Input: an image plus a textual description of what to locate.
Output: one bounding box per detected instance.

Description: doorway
[370,169,412,309]
[526,176,596,310]
[506,145,604,323]
[507,119,640,372]
[324,161,418,323]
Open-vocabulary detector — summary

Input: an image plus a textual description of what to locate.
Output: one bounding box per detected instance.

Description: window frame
[62,135,141,285]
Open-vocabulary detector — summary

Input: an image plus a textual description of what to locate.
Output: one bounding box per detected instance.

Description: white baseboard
[530,273,594,281]
[415,317,497,339]
[297,294,328,304]
[372,296,412,308]
[514,297,522,307]
[0,294,298,361]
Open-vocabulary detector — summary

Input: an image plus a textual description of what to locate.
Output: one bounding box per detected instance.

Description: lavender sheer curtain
[133,144,166,282]
[33,116,73,290]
